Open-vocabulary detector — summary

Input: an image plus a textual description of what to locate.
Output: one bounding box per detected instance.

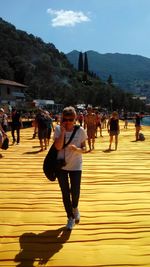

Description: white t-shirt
[54,125,87,171]
[0,129,4,148]
[0,114,8,126]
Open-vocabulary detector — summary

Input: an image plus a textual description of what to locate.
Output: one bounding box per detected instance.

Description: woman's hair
[62,106,76,118]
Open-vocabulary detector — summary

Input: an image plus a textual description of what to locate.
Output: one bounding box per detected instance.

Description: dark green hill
[66,50,150,99]
[0,17,80,104]
[0,18,146,111]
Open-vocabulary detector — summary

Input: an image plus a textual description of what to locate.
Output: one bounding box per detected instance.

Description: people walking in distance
[0,123,7,157]
[32,118,38,139]
[78,112,84,126]
[101,113,107,129]
[0,124,4,148]
[53,106,87,230]
[95,111,103,137]
[11,108,23,145]
[35,108,49,151]
[0,108,8,132]
[45,111,54,146]
[55,113,61,124]
[135,113,142,141]
[84,106,97,151]
[107,111,120,151]
[123,112,128,129]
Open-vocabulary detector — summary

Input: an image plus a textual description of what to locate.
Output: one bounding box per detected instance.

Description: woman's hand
[68,144,78,151]
[68,144,86,153]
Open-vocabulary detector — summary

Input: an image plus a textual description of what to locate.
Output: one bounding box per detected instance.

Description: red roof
[0,79,28,88]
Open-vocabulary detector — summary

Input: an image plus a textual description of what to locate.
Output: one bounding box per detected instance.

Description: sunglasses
[62,118,74,122]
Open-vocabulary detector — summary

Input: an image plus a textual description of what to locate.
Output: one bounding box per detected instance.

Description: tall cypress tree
[78,52,83,71]
[107,74,113,85]
[84,52,89,73]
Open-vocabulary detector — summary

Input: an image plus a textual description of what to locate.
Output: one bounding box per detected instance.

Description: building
[132,95,147,102]
[0,79,27,107]
[0,80,63,113]
[33,99,63,113]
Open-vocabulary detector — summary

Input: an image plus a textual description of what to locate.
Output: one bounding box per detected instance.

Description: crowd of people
[0,105,145,154]
[0,105,145,229]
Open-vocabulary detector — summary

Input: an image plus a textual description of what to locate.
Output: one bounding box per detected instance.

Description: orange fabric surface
[0,122,150,266]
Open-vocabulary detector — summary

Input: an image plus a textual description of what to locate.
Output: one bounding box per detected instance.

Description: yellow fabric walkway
[0,122,150,267]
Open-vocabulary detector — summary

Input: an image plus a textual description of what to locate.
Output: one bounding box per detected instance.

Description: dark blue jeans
[11,126,20,143]
[57,170,81,219]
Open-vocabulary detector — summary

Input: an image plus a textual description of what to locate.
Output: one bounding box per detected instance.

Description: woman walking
[107,111,120,151]
[53,106,87,230]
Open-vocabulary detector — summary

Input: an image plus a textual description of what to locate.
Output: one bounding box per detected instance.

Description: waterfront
[129,115,150,126]
[141,116,150,126]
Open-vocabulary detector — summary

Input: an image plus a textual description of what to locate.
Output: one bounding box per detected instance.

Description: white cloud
[47,8,90,27]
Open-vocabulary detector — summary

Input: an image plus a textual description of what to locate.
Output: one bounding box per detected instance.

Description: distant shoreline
[120,115,150,126]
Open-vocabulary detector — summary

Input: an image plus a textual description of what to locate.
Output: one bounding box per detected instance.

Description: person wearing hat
[0,108,8,132]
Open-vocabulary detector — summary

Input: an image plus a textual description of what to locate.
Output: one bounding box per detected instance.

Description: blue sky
[1,0,150,58]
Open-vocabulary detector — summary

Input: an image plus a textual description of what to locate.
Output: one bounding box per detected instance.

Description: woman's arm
[0,124,7,136]
[54,125,66,150]
[19,116,23,128]
[107,119,110,132]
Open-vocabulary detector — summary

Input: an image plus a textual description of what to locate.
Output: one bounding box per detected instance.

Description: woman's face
[62,116,75,130]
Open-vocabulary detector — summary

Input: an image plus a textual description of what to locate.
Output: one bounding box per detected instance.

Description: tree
[78,52,83,71]
[0,60,14,79]
[107,74,113,85]
[84,52,89,73]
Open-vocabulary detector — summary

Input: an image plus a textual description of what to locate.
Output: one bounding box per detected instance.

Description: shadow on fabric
[14,227,71,267]
[23,150,43,154]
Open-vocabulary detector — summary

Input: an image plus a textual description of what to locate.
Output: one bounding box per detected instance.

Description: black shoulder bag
[43,125,80,181]
[1,137,9,150]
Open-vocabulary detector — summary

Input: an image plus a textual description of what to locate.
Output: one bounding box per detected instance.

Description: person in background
[11,108,23,145]
[107,111,120,151]
[32,118,38,139]
[35,108,48,151]
[0,108,8,132]
[135,113,142,141]
[54,106,87,230]
[78,112,84,126]
[95,111,103,137]
[45,111,54,146]
[0,123,7,150]
[123,112,128,129]
[101,113,107,129]
[84,106,97,151]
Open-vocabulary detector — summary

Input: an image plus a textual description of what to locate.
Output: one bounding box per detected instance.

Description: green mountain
[0,17,81,105]
[66,50,150,99]
[0,18,146,111]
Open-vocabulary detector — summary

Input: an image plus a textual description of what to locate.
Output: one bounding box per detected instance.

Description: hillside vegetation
[66,50,150,100]
[0,18,146,111]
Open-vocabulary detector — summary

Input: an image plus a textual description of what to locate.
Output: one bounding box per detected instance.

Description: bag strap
[63,125,80,148]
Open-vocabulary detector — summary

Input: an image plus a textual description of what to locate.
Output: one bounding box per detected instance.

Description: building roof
[0,79,28,88]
